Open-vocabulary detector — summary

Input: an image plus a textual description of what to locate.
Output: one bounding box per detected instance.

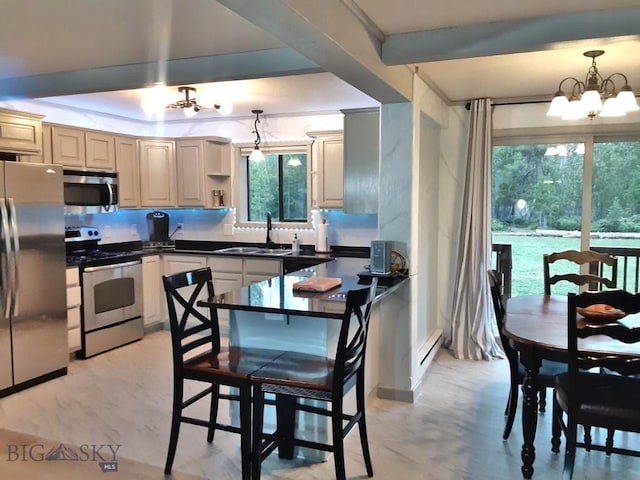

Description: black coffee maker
[147,211,170,242]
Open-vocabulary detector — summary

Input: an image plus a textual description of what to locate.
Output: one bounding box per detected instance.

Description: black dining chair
[488,270,566,439]
[163,267,284,480]
[552,289,640,479]
[543,249,618,295]
[249,280,377,480]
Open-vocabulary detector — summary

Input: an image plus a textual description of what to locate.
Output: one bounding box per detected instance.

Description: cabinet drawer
[244,259,282,275]
[68,327,81,352]
[67,305,81,329]
[208,257,243,273]
[66,267,79,287]
[67,286,81,308]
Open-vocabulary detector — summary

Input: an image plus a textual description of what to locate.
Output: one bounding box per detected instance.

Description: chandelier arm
[556,77,582,94]
[570,80,586,98]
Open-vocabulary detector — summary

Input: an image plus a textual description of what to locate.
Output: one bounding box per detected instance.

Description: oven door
[82,260,142,332]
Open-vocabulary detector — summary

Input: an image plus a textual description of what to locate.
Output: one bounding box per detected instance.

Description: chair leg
[605,428,615,455]
[207,383,220,442]
[563,416,577,480]
[539,386,547,413]
[165,377,183,474]
[252,384,265,480]
[356,376,374,477]
[332,395,347,480]
[503,372,519,439]
[583,425,592,451]
[551,395,561,453]
[239,385,251,480]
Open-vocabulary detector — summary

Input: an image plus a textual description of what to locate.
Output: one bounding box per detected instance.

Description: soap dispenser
[292,233,301,253]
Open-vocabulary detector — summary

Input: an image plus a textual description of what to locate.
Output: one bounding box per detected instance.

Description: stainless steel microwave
[63,169,118,214]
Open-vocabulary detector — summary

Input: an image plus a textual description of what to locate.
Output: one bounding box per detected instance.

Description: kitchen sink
[215,246,293,256]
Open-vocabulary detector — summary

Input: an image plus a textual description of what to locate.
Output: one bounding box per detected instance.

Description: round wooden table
[503,294,640,478]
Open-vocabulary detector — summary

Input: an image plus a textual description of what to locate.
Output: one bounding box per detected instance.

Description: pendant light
[249,109,265,161]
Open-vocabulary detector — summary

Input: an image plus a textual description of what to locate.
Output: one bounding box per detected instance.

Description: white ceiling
[0,0,638,122]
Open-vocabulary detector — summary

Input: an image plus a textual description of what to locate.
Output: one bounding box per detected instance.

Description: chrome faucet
[265,211,275,247]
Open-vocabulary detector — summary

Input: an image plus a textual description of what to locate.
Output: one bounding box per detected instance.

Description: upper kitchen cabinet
[342,108,380,214]
[308,131,344,209]
[85,131,116,170]
[51,126,86,168]
[0,109,43,155]
[115,135,140,207]
[18,124,52,164]
[176,137,231,208]
[139,139,176,207]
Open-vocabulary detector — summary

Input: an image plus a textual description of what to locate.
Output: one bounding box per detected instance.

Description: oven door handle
[0,199,11,319]
[83,260,140,273]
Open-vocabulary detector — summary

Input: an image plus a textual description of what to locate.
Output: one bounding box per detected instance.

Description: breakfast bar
[198,256,408,459]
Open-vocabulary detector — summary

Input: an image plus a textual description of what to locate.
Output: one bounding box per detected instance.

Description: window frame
[233,141,313,230]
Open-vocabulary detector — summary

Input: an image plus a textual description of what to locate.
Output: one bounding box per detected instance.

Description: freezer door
[4,162,67,385]
[0,165,11,390]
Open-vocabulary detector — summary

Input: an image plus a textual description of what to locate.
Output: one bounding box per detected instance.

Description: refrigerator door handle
[7,198,18,317]
[0,199,10,319]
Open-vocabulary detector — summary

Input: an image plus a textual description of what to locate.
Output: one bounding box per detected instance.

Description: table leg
[275,394,296,459]
[520,351,540,478]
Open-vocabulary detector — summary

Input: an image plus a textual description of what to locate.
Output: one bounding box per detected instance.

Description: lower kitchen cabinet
[243,258,282,285]
[162,254,208,321]
[66,267,81,353]
[142,255,163,327]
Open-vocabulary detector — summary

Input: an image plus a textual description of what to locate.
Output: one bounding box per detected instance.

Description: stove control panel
[65,226,101,242]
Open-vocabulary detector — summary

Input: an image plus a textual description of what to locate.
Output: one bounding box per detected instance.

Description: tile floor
[0,330,638,479]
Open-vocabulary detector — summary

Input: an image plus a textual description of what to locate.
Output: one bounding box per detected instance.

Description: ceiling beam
[217,0,412,104]
[0,48,321,100]
[382,8,640,64]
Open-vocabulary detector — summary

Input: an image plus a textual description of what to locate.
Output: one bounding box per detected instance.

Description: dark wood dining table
[503,294,640,479]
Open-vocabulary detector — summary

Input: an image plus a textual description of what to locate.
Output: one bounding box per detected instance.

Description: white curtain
[447,99,502,360]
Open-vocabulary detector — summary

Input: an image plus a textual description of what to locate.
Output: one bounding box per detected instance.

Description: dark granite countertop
[197,257,408,319]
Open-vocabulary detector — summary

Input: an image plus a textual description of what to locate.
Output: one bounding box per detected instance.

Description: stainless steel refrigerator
[0,161,67,395]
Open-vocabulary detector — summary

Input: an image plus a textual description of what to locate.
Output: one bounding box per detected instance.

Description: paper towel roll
[316,222,330,252]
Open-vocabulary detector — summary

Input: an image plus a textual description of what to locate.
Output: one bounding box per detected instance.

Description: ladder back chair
[249,280,378,480]
[488,270,565,439]
[163,267,283,480]
[552,289,640,479]
[543,249,618,295]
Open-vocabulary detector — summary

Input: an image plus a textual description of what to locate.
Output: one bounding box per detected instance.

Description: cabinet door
[115,136,140,207]
[18,124,51,164]
[243,258,282,285]
[163,255,208,321]
[139,140,176,207]
[142,255,163,327]
[52,126,86,167]
[315,134,344,209]
[0,109,43,154]
[176,139,206,207]
[86,131,115,170]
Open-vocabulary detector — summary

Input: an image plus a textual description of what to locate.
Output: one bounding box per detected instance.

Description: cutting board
[292,277,342,293]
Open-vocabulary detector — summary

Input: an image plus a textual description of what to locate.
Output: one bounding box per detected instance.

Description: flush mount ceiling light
[164,86,230,117]
[248,109,265,161]
[547,50,639,120]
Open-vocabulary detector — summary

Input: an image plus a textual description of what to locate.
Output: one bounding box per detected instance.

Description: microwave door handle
[0,199,10,319]
[105,183,113,212]
[7,199,18,317]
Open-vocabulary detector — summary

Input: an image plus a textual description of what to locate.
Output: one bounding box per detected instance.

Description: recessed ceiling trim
[0,48,322,100]
[382,7,640,64]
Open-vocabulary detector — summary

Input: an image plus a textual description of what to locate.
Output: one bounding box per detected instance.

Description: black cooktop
[66,226,141,268]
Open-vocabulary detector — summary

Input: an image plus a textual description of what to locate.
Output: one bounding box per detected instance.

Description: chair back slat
[544,249,618,294]
[333,280,377,391]
[568,289,640,377]
[163,267,220,362]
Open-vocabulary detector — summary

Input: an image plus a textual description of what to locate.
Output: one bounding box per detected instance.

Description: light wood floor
[0,330,638,479]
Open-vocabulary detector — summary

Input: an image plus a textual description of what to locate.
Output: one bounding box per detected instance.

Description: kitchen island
[197,256,408,460]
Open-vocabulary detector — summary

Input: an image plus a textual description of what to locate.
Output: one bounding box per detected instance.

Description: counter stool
[162,267,283,480]
[249,280,378,480]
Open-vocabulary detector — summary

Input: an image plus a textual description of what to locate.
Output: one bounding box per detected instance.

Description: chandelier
[165,86,221,118]
[546,50,639,120]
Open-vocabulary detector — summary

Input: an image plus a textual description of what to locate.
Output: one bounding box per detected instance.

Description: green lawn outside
[492,233,640,296]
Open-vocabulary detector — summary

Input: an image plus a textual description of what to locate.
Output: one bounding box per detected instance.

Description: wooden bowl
[576,304,626,324]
